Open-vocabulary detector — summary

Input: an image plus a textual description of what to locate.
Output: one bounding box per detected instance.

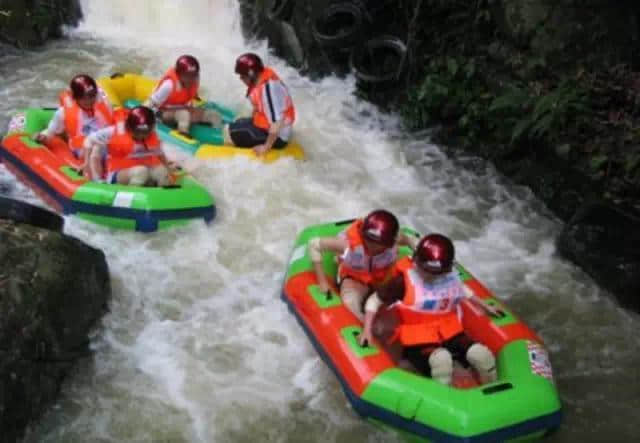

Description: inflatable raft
[97,73,305,163]
[1,108,215,232]
[282,220,562,442]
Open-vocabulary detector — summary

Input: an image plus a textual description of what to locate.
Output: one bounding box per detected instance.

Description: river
[0,1,638,442]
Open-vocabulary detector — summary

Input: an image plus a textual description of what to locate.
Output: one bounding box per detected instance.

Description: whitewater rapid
[0,1,637,441]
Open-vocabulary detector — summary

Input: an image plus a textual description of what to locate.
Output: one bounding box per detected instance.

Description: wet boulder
[0,0,82,49]
[557,202,640,312]
[0,215,110,443]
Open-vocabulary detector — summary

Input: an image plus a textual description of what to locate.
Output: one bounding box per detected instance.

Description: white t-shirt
[147,79,174,111]
[43,107,102,138]
[257,79,293,141]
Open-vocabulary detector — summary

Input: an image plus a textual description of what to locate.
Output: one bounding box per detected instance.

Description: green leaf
[530,113,554,138]
[489,87,529,112]
[590,155,609,170]
[511,118,533,142]
[531,94,556,121]
[624,154,640,173]
[555,143,571,158]
[447,58,459,77]
[465,60,476,79]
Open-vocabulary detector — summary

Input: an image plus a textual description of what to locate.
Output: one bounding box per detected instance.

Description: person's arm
[83,126,115,180]
[397,231,420,250]
[35,108,65,142]
[98,88,114,116]
[254,119,284,155]
[359,275,405,346]
[462,285,501,317]
[156,146,178,172]
[308,236,348,293]
[144,79,173,112]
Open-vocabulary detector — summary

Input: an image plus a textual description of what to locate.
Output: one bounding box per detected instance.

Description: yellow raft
[97,73,305,163]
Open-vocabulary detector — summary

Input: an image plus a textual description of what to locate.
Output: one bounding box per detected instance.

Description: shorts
[228,118,288,149]
[403,333,475,375]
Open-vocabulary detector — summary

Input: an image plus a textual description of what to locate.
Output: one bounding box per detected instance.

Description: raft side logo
[8,113,26,134]
[527,341,554,381]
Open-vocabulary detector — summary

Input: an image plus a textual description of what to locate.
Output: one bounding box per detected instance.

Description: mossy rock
[0,219,110,442]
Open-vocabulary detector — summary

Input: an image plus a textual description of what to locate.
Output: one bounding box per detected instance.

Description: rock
[0,0,82,49]
[496,155,601,221]
[0,219,110,443]
[557,202,640,312]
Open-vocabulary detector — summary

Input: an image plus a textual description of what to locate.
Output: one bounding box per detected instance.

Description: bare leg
[88,145,104,181]
[340,279,370,322]
[148,165,170,187]
[429,348,453,385]
[190,108,222,128]
[117,166,149,186]
[466,343,497,384]
[223,124,233,145]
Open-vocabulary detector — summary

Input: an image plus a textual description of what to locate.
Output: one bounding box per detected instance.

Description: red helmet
[413,234,455,275]
[126,106,156,134]
[361,210,399,247]
[175,55,200,76]
[70,74,98,100]
[235,53,264,77]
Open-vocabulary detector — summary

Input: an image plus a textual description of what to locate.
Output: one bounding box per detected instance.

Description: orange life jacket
[337,219,397,286]
[391,257,466,347]
[59,90,113,150]
[248,67,296,131]
[106,110,163,173]
[155,68,199,109]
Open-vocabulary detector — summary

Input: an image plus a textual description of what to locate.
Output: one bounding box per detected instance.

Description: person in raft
[144,55,222,136]
[84,106,174,186]
[34,74,114,175]
[308,210,419,322]
[359,233,500,386]
[224,52,295,156]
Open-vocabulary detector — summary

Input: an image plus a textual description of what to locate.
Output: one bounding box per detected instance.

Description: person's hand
[483,302,503,318]
[81,163,92,179]
[358,330,374,347]
[33,133,48,144]
[317,278,331,294]
[166,160,181,172]
[253,144,270,156]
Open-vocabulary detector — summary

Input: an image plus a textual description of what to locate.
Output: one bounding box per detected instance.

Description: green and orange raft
[282,220,562,442]
[1,108,215,232]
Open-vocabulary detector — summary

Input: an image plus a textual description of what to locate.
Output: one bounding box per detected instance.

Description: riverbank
[0,0,81,49]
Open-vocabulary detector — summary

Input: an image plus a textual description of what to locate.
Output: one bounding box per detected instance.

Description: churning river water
[0,1,638,441]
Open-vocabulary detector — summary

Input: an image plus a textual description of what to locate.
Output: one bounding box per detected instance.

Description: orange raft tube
[281,220,562,442]
[1,108,215,232]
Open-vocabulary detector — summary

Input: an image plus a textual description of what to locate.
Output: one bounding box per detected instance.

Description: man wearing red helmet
[309,210,419,321]
[225,52,296,156]
[360,234,500,386]
[145,55,222,136]
[35,74,114,176]
[84,106,174,186]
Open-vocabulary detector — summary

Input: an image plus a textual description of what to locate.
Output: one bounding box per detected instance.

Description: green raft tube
[1,108,216,232]
[282,220,562,442]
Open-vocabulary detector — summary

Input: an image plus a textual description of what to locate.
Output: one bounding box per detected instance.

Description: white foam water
[0,1,637,441]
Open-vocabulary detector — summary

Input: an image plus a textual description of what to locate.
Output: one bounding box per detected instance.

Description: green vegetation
[384,0,640,209]
[0,0,80,48]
